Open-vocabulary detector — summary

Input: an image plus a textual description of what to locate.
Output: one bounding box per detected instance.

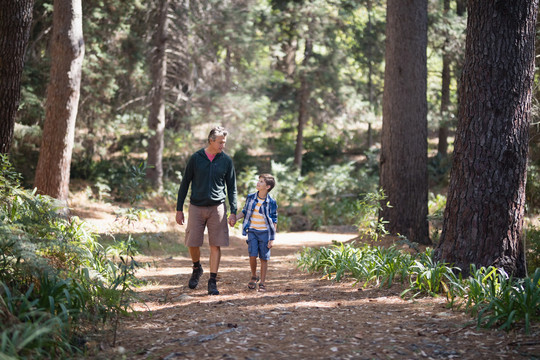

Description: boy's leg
[250,256,258,278]
[260,259,268,284]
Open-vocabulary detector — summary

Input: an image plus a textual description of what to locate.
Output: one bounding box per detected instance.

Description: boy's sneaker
[208,278,219,295]
[188,265,203,289]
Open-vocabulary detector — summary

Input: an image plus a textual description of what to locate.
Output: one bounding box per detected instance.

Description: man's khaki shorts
[185,203,229,247]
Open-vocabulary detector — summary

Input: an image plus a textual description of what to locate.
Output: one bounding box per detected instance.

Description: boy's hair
[208,126,228,143]
[259,173,275,192]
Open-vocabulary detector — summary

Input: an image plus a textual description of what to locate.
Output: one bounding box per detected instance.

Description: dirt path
[73,198,539,360]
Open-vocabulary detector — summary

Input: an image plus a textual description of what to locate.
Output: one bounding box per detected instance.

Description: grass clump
[297,240,540,334]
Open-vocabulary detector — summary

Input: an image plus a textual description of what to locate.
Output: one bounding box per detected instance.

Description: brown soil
[72,195,540,360]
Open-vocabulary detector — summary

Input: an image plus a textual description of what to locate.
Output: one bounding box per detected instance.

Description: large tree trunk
[34,0,84,202]
[434,0,538,278]
[0,0,34,154]
[146,0,169,191]
[379,0,430,244]
[293,36,312,172]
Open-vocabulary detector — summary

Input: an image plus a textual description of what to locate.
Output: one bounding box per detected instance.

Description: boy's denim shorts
[247,229,271,260]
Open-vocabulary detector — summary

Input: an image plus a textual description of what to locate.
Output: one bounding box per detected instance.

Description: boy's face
[256,177,270,192]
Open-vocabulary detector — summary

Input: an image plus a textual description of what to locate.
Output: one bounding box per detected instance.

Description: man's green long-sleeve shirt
[176,148,238,214]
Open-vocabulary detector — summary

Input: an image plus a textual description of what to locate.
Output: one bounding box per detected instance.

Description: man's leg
[207,245,221,295]
[209,245,221,273]
[189,246,201,263]
[185,204,207,289]
[188,246,204,289]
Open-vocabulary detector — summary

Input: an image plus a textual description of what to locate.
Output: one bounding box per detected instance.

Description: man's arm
[176,156,195,212]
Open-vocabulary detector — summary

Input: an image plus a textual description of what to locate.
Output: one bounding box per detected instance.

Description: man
[176,126,238,295]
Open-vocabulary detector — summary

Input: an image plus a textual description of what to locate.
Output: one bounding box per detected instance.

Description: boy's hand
[268,240,274,249]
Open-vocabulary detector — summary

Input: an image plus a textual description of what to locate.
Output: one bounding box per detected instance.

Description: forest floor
[71,193,540,360]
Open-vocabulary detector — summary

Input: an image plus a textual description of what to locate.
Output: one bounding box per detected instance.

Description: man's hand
[228,213,237,227]
[176,211,185,225]
[268,240,274,249]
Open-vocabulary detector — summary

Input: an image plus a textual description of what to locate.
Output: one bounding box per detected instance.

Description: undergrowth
[297,241,540,334]
[0,155,142,358]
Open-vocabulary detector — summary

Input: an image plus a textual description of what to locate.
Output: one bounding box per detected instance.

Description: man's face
[209,135,226,153]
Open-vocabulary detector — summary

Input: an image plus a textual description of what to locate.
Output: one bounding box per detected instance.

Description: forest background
[5,0,540,277]
[9,0,540,245]
[2,0,540,357]
[11,0,465,228]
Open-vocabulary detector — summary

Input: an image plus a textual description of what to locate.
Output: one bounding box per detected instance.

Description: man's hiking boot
[208,278,219,295]
[188,265,203,289]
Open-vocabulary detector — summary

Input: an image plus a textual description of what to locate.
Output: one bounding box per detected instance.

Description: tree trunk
[0,0,34,154]
[379,0,430,244]
[434,0,538,278]
[293,36,312,172]
[366,0,374,149]
[146,0,169,191]
[34,0,84,202]
[437,0,451,158]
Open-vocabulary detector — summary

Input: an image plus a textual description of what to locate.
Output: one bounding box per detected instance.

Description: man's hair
[208,126,228,143]
[259,173,276,192]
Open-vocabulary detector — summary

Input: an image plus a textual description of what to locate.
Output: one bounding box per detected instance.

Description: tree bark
[146,0,169,191]
[0,0,34,154]
[434,0,538,277]
[379,0,430,244]
[34,0,84,201]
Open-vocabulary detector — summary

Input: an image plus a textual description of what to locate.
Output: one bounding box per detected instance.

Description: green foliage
[297,242,414,288]
[356,189,390,241]
[428,154,452,187]
[297,240,540,334]
[427,192,446,243]
[524,225,540,274]
[526,164,540,213]
[401,249,460,298]
[0,157,141,357]
[71,157,150,204]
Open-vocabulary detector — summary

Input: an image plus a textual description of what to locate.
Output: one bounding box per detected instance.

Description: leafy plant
[477,268,540,334]
[400,250,460,298]
[356,189,390,241]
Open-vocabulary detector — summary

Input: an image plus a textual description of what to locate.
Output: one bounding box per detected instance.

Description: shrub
[0,155,141,357]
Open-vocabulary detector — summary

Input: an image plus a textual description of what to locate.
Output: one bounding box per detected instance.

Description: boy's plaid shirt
[241,192,278,241]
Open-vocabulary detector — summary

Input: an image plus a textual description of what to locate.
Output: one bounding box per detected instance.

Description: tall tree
[437,0,451,158]
[293,34,313,170]
[34,0,84,201]
[0,0,34,154]
[379,0,430,244]
[434,0,538,277]
[146,0,169,191]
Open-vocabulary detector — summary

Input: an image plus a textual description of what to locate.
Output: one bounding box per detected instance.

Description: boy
[236,174,277,292]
